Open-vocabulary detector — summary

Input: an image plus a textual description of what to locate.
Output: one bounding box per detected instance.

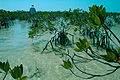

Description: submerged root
[41,31,74,53]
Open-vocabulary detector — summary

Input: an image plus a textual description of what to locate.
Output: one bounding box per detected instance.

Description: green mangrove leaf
[118,48,120,54]
[0,60,10,73]
[70,21,74,25]
[81,39,86,48]
[61,59,73,69]
[114,48,118,53]
[61,21,64,27]
[0,61,4,70]
[90,14,96,23]
[97,26,102,30]
[79,38,82,42]
[89,7,92,12]
[82,39,86,43]
[4,60,10,73]
[94,15,101,26]
[112,47,118,56]
[101,49,117,62]
[10,64,23,79]
[75,41,82,49]
[37,21,43,27]
[100,5,103,9]
[74,28,77,32]
[19,64,23,77]
[107,51,116,61]
[88,23,97,27]
[91,5,97,12]
[100,55,112,62]
[74,48,83,52]
[117,48,120,58]
[75,38,90,50]
[89,5,106,26]
[18,76,27,80]
[86,41,90,49]
[10,68,19,79]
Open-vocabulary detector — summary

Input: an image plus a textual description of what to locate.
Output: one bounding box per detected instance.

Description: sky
[0,0,120,12]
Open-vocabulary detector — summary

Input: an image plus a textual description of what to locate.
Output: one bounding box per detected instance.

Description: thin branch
[103,24,120,44]
[103,24,120,47]
[69,69,94,79]
[64,49,120,79]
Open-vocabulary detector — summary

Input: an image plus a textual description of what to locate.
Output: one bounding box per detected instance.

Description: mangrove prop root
[103,24,120,44]
[62,28,120,79]
[64,48,120,79]
[41,32,74,53]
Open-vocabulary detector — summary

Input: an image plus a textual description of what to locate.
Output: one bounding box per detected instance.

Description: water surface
[0,20,120,80]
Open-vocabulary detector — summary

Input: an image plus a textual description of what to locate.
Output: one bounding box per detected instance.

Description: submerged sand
[0,20,120,80]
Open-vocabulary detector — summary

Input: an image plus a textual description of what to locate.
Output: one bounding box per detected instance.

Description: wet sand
[0,20,120,80]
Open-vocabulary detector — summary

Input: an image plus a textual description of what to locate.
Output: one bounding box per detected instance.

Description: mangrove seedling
[88,5,106,29]
[101,48,120,62]
[0,60,27,80]
[10,64,27,80]
[74,38,90,52]
[61,59,73,69]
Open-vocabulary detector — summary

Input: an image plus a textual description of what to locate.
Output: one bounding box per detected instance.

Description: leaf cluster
[0,60,27,80]
[0,60,10,73]
[61,59,73,69]
[101,48,120,62]
[28,27,41,39]
[88,5,106,29]
[74,38,90,52]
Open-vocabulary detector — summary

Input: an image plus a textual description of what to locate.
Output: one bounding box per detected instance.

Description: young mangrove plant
[88,5,120,48]
[27,4,120,79]
[28,13,74,53]
[0,60,27,80]
[101,47,120,63]
[61,37,120,79]
[61,5,120,79]
[61,59,73,69]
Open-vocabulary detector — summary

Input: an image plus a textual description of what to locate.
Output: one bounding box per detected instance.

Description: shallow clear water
[0,20,77,80]
[0,20,120,80]
[0,20,31,54]
[110,24,120,48]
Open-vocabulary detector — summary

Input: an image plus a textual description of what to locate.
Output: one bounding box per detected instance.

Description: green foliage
[118,48,120,54]
[101,48,120,62]
[74,38,90,52]
[0,9,29,29]
[28,27,41,38]
[61,59,73,69]
[74,27,77,32]
[88,5,106,29]
[37,21,43,27]
[101,51,116,62]
[0,60,10,73]
[0,60,27,80]
[10,64,23,79]
[88,14,101,27]
[18,76,28,80]
[47,20,56,33]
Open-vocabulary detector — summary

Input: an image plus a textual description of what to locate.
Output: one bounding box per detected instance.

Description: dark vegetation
[0,60,27,80]
[0,4,120,79]
[0,10,29,29]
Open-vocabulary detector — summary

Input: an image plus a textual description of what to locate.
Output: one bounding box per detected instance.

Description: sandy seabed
[0,20,120,80]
